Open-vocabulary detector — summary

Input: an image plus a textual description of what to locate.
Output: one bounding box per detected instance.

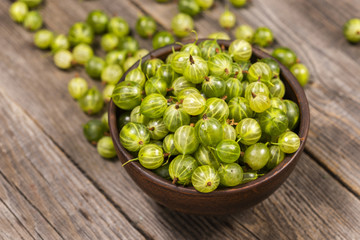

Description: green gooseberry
[125,63,146,88]
[253,27,274,47]
[259,58,280,76]
[241,80,249,97]
[108,17,130,38]
[83,119,106,143]
[78,87,104,115]
[137,144,164,169]
[140,93,168,118]
[34,29,54,49]
[156,64,179,86]
[192,165,220,193]
[53,50,73,70]
[202,76,226,98]
[101,33,119,52]
[214,139,241,163]
[238,60,251,80]
[68,77,88,100]
[101,112,109,131]
[171,51,190,74]
[225,77,243,101]
[163,134,180,156]
[169,155,198,185]
[183,55,209,84]
[117,111,131,130]
[244,81,270,101]
[266,145,285,170]
[163,104,191,132]
[142,58,164,78]
[229,39,252,62]
[236,118,261,145]
[171,13,194,38]
[207,32,231,40]
[208,53,233,79]
[219,8,236,29]
[101,64,123,85]
[218,163,243,187]
[244,143,270,170]
[119,122,150,152]
[86,10,109,34]
[112,81,142,111]
[181,37,202,57]
[198,39,221,60]
[290,63,310,86]
[178,0,201,16]
[152,31,175,50]
[134,49,150,60]
[222,122,236,141]
[230,62,243,80]
[343,18,360,43]
[230,0,247,7]
[202,98,229,123]
[105,50,127,66]
[195,0,214,10]
[19,0,42,8]
[272,47,297,68]
[270,97,287,113]
[249,92,271,113]
[235,25,254,43]
[147,118,169,140]
[153,164,171,180]
[228,97,253,122]
[145,77,168,96]
[174,125,199,154]
[182,92,206,115]
[177,87,200,101]
[9,1,28,23]
[150,140,164,148]
[276,131,300,154]
[73,43,94,65]
[51,34,70,53]
[130,106,149,125]
[85,56,106,79]
[23,11,42,31]
[136,15,157,38]
[68,22,94,46]
[283,100,300,130]
[97,136,117,159]
[258,107,288,137]
[194,144,220,169]
[118,36,139,55]
[195,115,223,146]
[247,62,273,83]
[241,171,261,184]
[268,77,285,98]
[103,84,115,102]
[123,57,138,72]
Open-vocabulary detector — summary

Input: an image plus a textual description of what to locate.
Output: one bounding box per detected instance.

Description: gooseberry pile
[115,38,302,193]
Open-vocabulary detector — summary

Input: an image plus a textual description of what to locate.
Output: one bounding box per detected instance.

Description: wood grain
[0,90,145,239]
[0,0,360,239]
[130,0,360,195]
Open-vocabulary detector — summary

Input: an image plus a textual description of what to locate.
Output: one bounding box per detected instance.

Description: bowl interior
[109,39,310,197]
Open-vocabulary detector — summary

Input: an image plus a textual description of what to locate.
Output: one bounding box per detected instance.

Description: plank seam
[0,171,64,240]
[304,148,360,199]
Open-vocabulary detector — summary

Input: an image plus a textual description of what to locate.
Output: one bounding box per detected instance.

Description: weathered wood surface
[0,0,360,239]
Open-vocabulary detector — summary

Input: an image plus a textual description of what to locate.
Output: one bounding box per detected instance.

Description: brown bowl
[109,39,310,215]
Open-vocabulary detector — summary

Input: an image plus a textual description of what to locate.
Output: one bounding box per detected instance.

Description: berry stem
[122,158,139,167]
[189,55,195,65]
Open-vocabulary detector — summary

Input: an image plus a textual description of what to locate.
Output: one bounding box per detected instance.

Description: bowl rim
[109,39,310,196]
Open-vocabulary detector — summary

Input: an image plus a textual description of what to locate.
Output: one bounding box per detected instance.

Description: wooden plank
[1,0,360,239]
[0,90,144,239]
[0,174,62,240]
[129,0,360,195]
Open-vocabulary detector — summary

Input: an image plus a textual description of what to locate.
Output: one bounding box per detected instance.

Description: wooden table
[1,0,360,239]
